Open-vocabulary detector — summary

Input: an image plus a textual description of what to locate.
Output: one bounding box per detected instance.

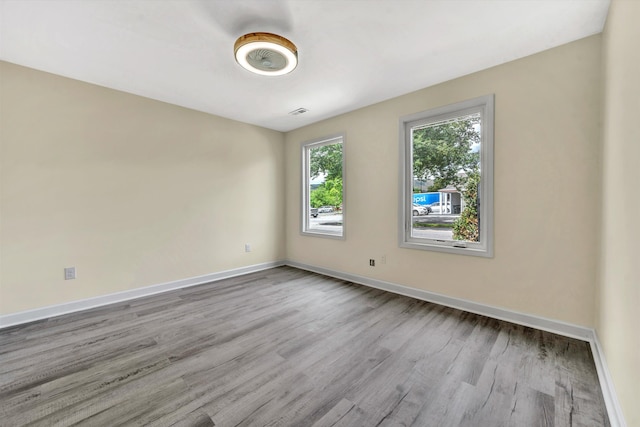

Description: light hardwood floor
[0,267,610,426]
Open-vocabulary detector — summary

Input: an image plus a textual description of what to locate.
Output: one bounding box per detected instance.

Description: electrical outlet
[381,255,387,264]
[64,267,76,280]
[369,259,375,267]
[245,244,251,252]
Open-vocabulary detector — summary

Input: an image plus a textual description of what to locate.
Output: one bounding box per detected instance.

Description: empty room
[0,0,637,426]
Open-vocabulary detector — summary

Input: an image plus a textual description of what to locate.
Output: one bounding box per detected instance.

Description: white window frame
[399,95,494,257]
[301,134,346,239]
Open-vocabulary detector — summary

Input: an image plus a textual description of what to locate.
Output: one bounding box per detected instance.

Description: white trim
[0,261,285,329]
[589,332,627,427]
[286,261,591,340]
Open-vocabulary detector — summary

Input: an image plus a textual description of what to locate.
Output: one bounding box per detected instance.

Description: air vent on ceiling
[288,108,308,116]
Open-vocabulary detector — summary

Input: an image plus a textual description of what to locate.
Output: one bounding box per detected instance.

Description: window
[399,95,494,257]
[301,134,345,238]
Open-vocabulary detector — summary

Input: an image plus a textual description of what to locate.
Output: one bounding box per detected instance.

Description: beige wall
[0,62,286,314]
[285,36,602,327]
[599,0,640,425]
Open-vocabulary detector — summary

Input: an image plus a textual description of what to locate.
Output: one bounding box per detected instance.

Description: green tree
[310,177,342,208]
[412,115,480,191]
[452,172,480,241]
[309,143,343,208]
[310,143,343,181]
[413,115,481,241]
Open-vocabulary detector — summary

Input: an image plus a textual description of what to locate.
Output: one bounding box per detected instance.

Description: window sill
[400,240,493,258]
[301,229,345,240]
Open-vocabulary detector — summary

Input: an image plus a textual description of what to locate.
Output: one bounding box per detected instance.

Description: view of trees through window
[303,137,344,237]
[411,113,482,242]
[310,143,343,209]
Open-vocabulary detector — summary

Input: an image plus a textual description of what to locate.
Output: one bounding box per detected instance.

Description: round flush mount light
[234,32,298,76]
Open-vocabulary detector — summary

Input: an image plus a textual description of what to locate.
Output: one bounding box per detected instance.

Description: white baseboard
[286,261,593,340]
[0,261,285,329]
[285,260,626,427]
[3,260,591,339]
[0,260,625,426]
[589,332,627,427]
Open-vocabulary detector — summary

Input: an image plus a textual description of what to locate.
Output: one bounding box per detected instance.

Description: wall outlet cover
[64,267,76,280]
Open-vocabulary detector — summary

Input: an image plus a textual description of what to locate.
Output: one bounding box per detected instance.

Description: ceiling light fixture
[234,32,298,76]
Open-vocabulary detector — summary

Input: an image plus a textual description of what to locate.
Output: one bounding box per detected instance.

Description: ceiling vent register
[288,108,308,116]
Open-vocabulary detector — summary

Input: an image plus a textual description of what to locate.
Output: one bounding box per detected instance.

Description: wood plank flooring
[0,266,610,426]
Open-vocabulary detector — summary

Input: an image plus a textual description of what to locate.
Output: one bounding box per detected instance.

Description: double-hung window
[399,95,494,257]
[301,134,345,239]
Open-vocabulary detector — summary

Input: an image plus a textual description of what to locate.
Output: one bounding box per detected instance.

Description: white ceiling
[0,0,610,132]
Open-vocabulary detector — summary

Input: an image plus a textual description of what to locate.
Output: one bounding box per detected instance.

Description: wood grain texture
[0,267,610,426]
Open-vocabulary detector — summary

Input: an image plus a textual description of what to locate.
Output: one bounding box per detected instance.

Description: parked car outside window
[412,204,430,216]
